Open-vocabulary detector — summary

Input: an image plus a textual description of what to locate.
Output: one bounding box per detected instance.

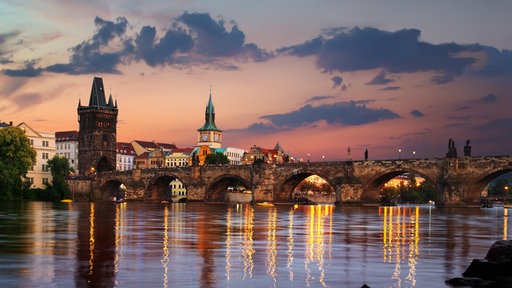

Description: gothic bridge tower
[77,77,118,175]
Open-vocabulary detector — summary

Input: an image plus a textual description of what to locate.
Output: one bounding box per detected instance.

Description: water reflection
[0,202,511,287]
[381,206,420,287]
[304,205,334,287]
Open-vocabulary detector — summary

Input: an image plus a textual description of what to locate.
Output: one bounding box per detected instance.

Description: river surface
[0,201,510,288]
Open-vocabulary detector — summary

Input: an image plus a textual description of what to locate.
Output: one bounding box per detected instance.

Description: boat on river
[256,202,274,207]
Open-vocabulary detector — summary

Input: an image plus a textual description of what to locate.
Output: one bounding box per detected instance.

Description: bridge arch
[363,167,439,204]
[470,167,512,202]
[206,174,252,202]
[275,170,336,203]
[145,173,188,202]
[99,178,127,201]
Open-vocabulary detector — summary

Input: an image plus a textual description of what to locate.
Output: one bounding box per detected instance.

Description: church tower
[77,77,118,175]
[197,91,222,148]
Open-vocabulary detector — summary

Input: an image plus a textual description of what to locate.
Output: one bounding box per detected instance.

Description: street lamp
[413,150,416,158]
[307,153,310,163]
[398,149,402,160]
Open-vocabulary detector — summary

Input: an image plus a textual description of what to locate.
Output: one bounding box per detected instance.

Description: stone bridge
[68,155,512,207]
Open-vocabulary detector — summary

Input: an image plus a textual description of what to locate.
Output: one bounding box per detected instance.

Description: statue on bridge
[464,140,472,157]
[446,138,458,158]
[364,149,368,161]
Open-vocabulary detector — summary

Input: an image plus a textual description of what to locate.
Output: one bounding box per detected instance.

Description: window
[42,164,49,172]
[42,140,49,147]
[42,152,49,159]
[42,178,49,185]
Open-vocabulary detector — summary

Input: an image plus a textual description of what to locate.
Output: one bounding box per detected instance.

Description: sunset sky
[2,0,512,161]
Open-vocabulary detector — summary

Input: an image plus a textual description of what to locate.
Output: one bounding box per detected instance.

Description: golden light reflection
[242,204,254,279]
[304,205,333,287]
[266,207,277,282]
[225,207,232,281]
[380,206,420,287]
[88,203,95,277]
[161,205,169,288]
[504,208,508,240]
[287,209,295,282]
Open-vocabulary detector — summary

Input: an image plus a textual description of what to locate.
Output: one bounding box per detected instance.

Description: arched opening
[366,170,437,206]
[97,156,113,172]
[276,173,335,204]
[206,176,251,203]
[100,180,127,202]
[478,170,512,207]
[146,175,187,203]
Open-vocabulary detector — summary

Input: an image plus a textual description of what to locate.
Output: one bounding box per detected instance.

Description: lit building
[17,122,56,188]
[116,142,136,171]
[166,148,194,167]
[55,131,79,174]
[241,143,290,164]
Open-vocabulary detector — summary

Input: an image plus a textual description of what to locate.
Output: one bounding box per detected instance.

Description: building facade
[241,143,289,164]
[17,122,56,188]
[116,142,136,171]
[77,77,118,175]
[166,148,194,167]
[55,131,79,174]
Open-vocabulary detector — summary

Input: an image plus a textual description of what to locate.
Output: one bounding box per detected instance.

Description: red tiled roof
[55,130,78,141]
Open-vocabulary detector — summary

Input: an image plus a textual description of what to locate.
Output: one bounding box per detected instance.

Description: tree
[47,156,71,200]
[0,126,37,200]
[205,152,230,165]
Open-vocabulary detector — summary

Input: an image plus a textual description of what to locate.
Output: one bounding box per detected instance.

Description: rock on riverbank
[446,240,512,287]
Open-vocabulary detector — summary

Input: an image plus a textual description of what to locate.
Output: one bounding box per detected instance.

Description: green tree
[0,126,37,200]
[205,152,230,165]
[47,156,71,200]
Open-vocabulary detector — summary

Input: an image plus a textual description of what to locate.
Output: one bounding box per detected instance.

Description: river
[0,201,509,287]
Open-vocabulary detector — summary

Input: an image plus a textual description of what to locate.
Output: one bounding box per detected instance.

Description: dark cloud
[367,70,394,85]
[177,12,272,61]
[380,86,400,91]
[134,25,193,67]
[46,16,130,75]
[474,93,498,104]
[254,101,400,132]
[410,109,424,117]
[4,13,273,77]
[306,95,334,103]
[3,60,43,77]
[331,76,343,88]
[280,27,476,75]
[431,74,453,84]
[478,47,512,76]
[0,31,20,66]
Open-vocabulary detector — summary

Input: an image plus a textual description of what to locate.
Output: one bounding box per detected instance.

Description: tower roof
[80,77,116,109]
[198,91,221,131]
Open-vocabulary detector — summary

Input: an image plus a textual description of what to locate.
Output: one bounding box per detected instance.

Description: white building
[17,122,56,189]
[55,131,79,174]
[116,142,136,171]
[165,148,194,167]
[224,147,246,165]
